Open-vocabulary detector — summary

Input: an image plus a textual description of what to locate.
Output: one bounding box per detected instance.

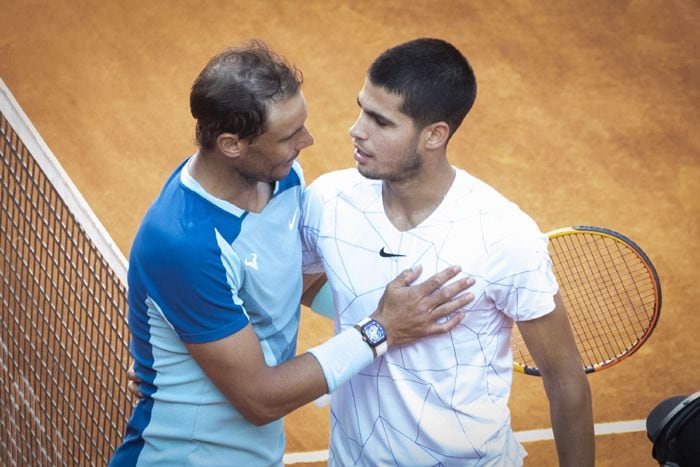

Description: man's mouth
[354,146,371,163]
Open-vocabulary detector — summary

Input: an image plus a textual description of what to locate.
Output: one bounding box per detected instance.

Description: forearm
[243,352,330,425]
[301,272,326,308]
[545,374,595,467]
[190,324,372,426]
[253,326,375,424]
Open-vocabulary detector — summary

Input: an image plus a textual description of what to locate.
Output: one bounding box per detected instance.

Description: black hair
[368,38,476,138]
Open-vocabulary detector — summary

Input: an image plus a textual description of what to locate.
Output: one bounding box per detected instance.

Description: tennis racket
[512,225,662,376]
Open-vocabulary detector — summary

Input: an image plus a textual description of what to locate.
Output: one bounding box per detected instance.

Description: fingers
[375,265,477,347]
[127,365,144,399]
[392,264,423,286]
[414,266,463,295]
[421,289,475,336]
[426,277,475,310]
[127,380,144,399]
[127,367,141,383]
[431,289,474,319]
[419,280,475,337]
[426,310,465,336]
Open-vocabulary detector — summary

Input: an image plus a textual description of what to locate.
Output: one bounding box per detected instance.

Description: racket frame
[513,225,662,376]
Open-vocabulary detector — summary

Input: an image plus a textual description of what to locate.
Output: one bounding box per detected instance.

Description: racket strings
[559,236,633,367]
[556,234,656,368]
[571,236,630,364]
[513,229,659,374]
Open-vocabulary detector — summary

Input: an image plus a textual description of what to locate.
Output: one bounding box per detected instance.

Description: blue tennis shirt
[110,157,305,466]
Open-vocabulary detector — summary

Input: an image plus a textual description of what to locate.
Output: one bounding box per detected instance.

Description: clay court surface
[1,1,698,465]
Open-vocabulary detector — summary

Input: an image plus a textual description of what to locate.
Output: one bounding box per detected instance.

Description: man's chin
[265,166,294,183]
[356,164,381,180]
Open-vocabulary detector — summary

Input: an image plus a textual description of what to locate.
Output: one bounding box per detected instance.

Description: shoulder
[277,161,306,193]
[452,168,517,210]
[134,188,235,275]
[451,168,546,252]
[483,207,545,258]
[306,168,378,203]
[301,169,373,230]
[309,167,364,191]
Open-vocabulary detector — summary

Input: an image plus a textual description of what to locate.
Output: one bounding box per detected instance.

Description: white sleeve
[300,180,325,275]
[484,220,559,322]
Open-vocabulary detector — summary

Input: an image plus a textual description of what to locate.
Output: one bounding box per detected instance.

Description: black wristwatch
[355,317,388,357]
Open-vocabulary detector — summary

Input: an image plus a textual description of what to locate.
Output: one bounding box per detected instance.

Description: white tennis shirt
[301,167,559,466]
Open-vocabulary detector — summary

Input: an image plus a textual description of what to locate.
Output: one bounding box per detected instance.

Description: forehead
[357,78,406,118]
[263,92,307,138]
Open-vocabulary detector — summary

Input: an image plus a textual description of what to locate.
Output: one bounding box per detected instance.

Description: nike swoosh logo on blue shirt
[288,209,298,230]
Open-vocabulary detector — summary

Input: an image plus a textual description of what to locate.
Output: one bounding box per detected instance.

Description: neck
[189,150,273,213]
[382,157,455,231]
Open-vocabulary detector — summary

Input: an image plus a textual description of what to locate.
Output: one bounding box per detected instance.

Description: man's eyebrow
[356,97,394,125]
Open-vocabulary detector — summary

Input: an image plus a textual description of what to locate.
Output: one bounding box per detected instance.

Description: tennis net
[0,79,131,466]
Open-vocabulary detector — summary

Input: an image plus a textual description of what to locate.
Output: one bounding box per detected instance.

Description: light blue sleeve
[310,281,334,320]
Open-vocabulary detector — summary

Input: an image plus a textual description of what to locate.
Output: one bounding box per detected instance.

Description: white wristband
[307,325,374,393]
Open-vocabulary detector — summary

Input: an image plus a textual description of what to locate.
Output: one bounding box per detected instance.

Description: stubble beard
[358,147,422,183]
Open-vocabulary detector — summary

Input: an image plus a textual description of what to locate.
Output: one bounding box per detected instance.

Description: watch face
[364,321,386,345]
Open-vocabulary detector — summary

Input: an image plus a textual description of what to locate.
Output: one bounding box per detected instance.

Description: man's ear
[216,133,242,159]
[423,122,450,150]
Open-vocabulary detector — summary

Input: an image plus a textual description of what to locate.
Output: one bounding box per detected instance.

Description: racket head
[512,225,662,376]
